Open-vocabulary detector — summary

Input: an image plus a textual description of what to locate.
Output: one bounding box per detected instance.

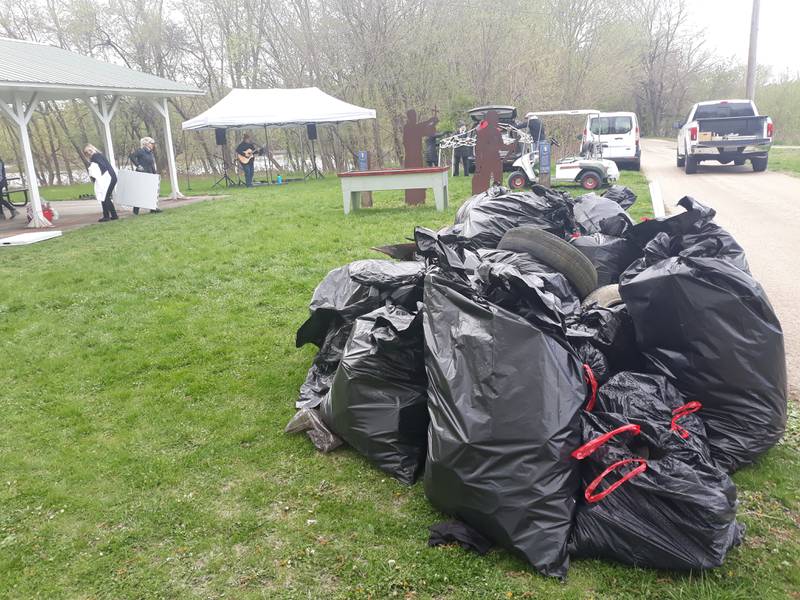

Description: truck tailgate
[698,116,767,140]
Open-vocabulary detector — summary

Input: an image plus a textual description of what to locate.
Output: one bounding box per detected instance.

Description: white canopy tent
[0,37,204,227]
[182,88,375,180]
[181,87,376,130]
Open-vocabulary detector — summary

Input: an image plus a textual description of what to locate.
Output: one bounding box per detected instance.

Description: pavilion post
[86,95,120,167]
[0,93,51,228]
[149,97,183,199]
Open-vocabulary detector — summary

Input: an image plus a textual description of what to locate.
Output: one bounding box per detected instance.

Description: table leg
[433,184,445,212]
[342,187,352,214]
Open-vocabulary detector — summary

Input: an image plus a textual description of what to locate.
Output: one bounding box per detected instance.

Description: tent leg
[149,98,183,199]
[182,129,191,190]
[263,125,273,183]
[0,94,50,228]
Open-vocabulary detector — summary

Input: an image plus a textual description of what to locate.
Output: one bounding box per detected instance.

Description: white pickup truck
[676,99,773,174]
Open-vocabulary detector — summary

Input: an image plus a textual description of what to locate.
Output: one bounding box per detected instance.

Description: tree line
[1,0,797,185]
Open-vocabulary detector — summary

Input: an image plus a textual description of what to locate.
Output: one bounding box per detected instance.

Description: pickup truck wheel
[676,151,685,167]
[629,158,641,171]
[684,155,698,174]
[498,226,598,299]
[751,156,768,172]
[507,171,528,190]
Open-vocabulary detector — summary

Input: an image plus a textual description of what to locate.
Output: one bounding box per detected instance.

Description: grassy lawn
[35,168,653,220]
[3,172,797,599]
[37,175,227,201]
[770,148,800,177]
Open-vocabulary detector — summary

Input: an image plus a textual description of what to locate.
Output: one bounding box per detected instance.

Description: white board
[0,231,62,246]
[115,169,160,210]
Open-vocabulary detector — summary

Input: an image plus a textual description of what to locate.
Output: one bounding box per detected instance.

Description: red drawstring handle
[670,401,703,439]
[584,458,648,503]
[571,423,641,460]
[582,364,598,412]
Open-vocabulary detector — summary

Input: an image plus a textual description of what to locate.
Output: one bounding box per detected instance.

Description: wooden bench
[337,166,449,215]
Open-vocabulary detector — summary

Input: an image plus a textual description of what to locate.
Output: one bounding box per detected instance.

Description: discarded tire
[498,226,598,299]
[581,284,622,309]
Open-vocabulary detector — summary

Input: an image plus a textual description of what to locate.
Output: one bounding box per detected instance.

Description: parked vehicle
[508,111,620,191]
[583,112,640,170]
[675,99,773,174]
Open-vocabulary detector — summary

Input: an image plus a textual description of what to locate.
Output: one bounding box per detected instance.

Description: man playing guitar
[235,133,261,187]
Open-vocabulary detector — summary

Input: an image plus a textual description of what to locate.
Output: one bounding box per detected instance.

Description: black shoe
[110,215,119,220]
[98,217,110,222]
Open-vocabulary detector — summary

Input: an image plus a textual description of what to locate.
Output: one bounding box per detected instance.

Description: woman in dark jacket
[84,144,118,222]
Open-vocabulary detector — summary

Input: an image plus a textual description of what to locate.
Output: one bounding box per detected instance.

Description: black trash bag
[454,185,510,224]
[574,341,610,384]
[296,325,353,409]
[471,259,569,337]
[319,304,428,485]
[296,260,425,347]
[602,185,637,210]
[567,304,645,376]
[428,520,493,555]
[574,193,634,237]
[475,249,581,317]
[452,186,576,249]
[295,260,425,408]
[414,226,477,273]
[626,196,749,272]
[594,371,709,459]
[423,269,586,579]
[620,237,787,473]
[569,404,743,570]
[571,233,642,286]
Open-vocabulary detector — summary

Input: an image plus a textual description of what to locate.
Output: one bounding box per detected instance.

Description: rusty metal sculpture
[402,109,438,205]
[472,109,513,194]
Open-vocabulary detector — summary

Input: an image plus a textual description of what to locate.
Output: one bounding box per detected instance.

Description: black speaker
[306,123,317,141]
[215,128,227,145]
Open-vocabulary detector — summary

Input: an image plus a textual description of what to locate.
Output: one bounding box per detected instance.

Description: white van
[584,112,640,170]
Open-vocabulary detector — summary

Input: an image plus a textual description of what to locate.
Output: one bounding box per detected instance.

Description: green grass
[3,173,796,599]
[38,175,228,201]
[770,148,800,177]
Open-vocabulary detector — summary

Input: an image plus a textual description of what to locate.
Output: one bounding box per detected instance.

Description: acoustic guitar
[236,146,265,165]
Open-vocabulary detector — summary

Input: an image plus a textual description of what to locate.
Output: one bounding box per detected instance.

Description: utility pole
[746,0,760,100]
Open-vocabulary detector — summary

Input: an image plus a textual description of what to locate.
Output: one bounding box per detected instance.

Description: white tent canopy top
[181,87,376,130]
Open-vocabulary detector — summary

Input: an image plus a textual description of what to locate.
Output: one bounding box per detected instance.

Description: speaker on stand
[304,123,323,180]
[212,128,237,188]
[215,127,227,145]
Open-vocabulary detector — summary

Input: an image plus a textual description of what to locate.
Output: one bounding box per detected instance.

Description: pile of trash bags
[287,186,787,579]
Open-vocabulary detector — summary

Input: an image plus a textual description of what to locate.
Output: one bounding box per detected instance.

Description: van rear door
[588,114,636,159]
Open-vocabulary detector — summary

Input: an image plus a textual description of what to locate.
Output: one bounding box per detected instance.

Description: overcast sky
[688,0,800,80]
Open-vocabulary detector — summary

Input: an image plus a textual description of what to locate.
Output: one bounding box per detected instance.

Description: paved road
[641,138,800,395]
